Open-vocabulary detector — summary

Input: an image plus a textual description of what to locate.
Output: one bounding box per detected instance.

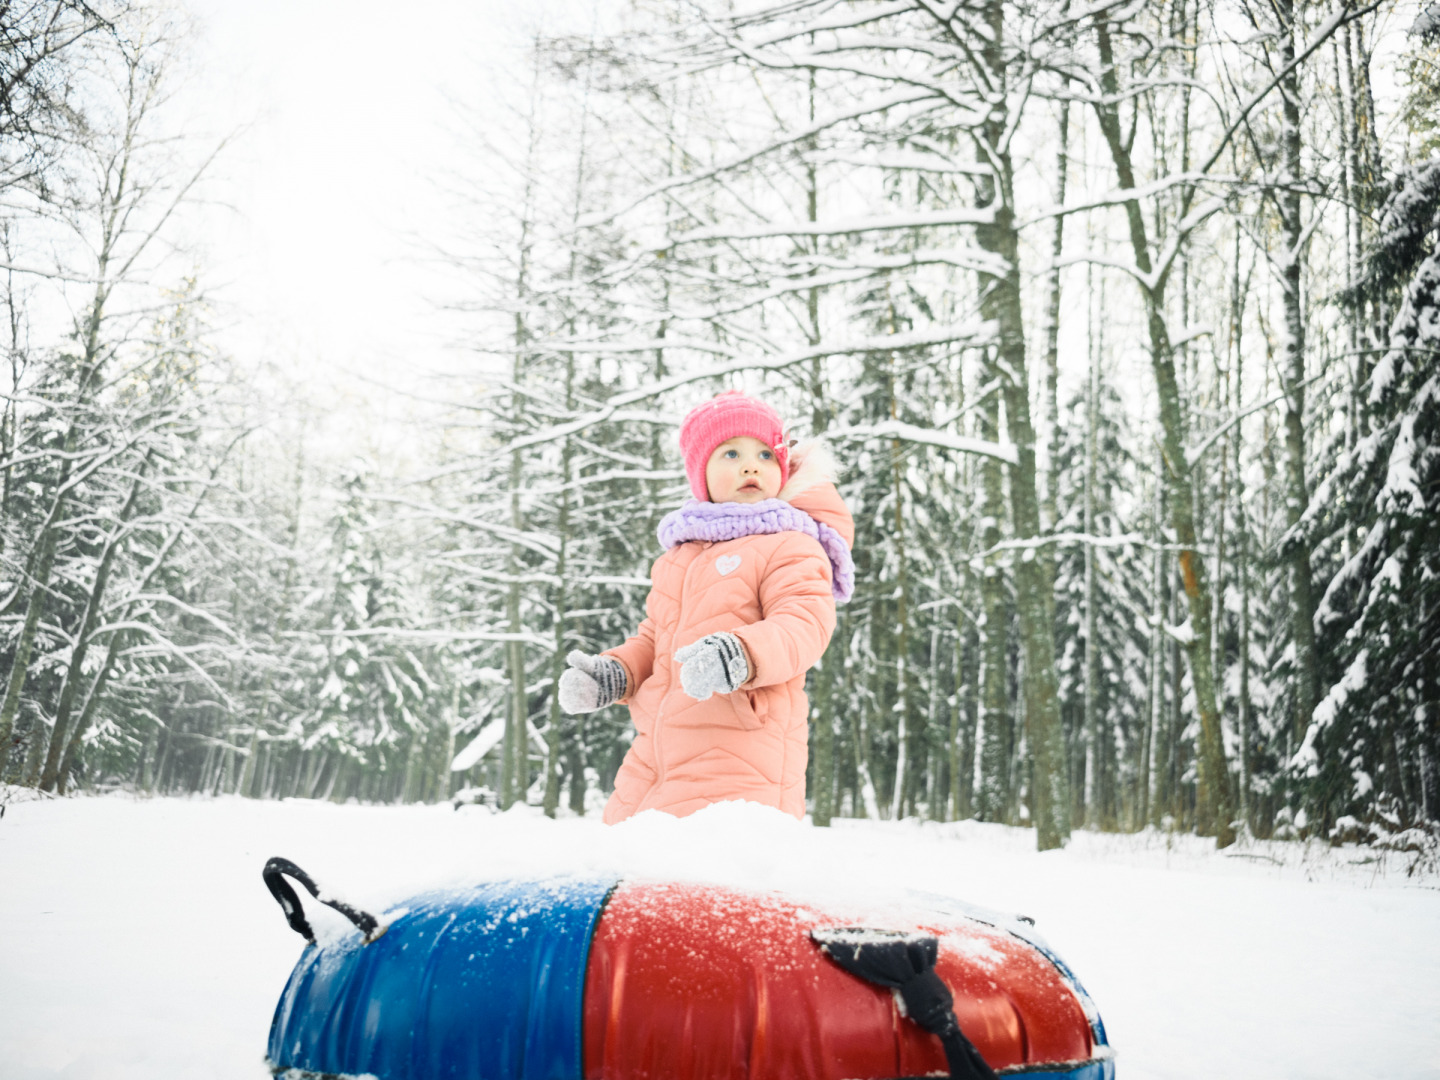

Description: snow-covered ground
[1,792,1437,1080]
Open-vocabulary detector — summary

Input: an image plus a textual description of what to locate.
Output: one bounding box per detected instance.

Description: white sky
[178,0,556,459]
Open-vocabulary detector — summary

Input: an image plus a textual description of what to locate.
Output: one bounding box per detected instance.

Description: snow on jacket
[601,446,855,824]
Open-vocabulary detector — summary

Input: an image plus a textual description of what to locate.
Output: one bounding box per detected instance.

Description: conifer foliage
[1296,159,1440,835]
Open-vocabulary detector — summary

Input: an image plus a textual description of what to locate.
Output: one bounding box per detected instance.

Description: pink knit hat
[679,391,790,501]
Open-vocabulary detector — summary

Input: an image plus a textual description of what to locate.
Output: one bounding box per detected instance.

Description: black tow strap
[812,928,998,1080]
[262,856,385,945]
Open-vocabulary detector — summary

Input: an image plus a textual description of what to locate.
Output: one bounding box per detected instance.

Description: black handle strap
[812,928,998,1080]
[262,856,385,945]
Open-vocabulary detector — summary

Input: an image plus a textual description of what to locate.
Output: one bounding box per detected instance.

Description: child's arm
[594,553,674,701]
[729,539,837,689]
[603,614,657,702]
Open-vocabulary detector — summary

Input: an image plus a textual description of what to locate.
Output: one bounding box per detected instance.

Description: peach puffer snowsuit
[601,453,855,824]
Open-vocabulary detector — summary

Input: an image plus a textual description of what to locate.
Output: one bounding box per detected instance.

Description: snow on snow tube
[262,858,1114,1080]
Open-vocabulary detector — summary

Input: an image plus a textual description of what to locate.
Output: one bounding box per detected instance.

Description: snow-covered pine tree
[1054,398,1152,830]
[299,462,435,802]
[1293,158,1440,835]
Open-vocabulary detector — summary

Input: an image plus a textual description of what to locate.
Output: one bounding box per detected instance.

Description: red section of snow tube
[583,881,1094,1079]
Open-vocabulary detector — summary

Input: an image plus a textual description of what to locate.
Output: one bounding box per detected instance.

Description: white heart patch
[715,554,742,576]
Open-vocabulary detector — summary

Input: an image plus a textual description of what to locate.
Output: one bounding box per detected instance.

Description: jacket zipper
[651,698,666,803]
[647,543,702,806]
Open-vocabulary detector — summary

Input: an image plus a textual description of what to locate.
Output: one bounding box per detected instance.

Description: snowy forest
[2,0,1438,853]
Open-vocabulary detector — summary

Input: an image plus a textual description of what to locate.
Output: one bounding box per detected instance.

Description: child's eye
[760,450,773,460]
[724,449,738,459]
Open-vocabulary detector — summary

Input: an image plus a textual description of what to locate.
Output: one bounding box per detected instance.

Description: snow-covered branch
[830,419,1018,466]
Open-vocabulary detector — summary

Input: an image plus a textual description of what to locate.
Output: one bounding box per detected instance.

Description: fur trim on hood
[778,439,837,502]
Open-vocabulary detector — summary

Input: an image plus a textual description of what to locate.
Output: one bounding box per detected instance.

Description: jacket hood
[779,441,855,550]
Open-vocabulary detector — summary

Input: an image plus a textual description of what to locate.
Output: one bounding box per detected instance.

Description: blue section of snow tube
[266,875,617,1080]
[1014,1060,1115,1080]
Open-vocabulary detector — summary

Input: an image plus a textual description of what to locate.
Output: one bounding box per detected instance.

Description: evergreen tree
[1296,159,1440,832]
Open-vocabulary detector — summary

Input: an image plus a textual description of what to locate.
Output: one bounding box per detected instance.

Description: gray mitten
[674,632,750,700]
[558,650,627,714]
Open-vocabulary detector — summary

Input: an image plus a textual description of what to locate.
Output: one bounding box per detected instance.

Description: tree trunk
[1093,16,1233,846]
[1170,583,1185,826]
[925,623,943,819]
[1083,274,1100,829]
[888,399,912,820]
[1276,0,1320,748]
[38,466,147,790]
[544,357,577,819]
[804,69,839,823]
[948,614,967,820]
[1229,231,1253,833]
[153,717,173,795]
[974,385,1009,822]
[503,459,527,807]
[1237,507,1252,831]
[238,676,270,799]
[19,714,47,785]
[1041,99,1071,533]
[974,173,1069,848]
[811,657,836,824]
[960,0,1069,848]
[1145,455,1166,826]
[851,641,880,819]
[501,51,542,810]
[0,496,64,776]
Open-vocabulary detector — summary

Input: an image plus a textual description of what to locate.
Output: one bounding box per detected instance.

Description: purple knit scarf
[656,498,855,603]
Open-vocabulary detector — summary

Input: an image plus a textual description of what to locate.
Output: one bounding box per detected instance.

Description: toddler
[559,390,855,823]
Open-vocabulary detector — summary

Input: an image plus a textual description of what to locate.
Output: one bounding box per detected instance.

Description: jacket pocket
[661,688,764,732]
[730,689,766,732]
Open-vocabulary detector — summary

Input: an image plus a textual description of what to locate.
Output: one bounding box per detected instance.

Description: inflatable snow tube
[262,859,1114,1080]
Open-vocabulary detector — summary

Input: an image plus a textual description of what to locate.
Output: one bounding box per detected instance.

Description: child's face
[705,437,783,503]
